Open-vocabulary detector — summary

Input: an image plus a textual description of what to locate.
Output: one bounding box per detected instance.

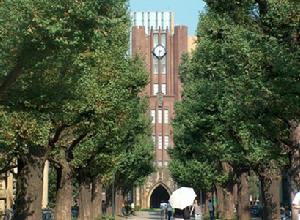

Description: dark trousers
[167,211,172,220]
[209,210,214,220]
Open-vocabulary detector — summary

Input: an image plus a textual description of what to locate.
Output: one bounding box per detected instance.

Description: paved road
[117,211,165,220]
[117,211,262,220]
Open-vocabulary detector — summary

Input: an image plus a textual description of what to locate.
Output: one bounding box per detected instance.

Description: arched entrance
[149,185,170,208]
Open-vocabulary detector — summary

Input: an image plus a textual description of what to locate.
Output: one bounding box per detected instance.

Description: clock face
[153,44,166,59]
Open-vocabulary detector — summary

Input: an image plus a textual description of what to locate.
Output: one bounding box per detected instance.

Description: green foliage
[0,0,153,212]
[170,0,299,190]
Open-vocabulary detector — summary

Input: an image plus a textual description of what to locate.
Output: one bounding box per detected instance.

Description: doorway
[150,185,170,208]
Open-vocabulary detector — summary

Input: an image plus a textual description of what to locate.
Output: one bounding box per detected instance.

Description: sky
[129,0,206,35]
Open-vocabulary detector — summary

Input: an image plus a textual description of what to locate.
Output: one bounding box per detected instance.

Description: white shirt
[292,192,300,220]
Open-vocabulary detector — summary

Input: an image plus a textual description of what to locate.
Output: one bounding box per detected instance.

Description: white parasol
[169,187,196,210]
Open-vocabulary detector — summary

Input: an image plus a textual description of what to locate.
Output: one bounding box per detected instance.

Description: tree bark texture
[13,157,45,220]
[221,162,235,220]
[216,186,224,219]
[78,179,92,220]
[115,190,125,216]
[237,172,250,220]
[55,162,73,220]
[259,169,281,220]
[91,180,102,220]
[222,183,235,219]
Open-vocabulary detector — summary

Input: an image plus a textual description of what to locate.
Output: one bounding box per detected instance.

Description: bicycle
[121,205,132,218]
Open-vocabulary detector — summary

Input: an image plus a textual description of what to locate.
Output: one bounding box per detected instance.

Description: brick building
[130,11,196,208]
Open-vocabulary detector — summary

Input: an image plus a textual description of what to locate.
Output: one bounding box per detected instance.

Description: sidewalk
[117,211,164,220]
[117,211,262,220]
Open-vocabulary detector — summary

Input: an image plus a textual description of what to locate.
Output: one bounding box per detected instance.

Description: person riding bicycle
[122,202,132,217]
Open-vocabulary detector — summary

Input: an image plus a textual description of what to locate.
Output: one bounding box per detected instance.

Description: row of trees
[170,0,299,219]
[0,1,153,220]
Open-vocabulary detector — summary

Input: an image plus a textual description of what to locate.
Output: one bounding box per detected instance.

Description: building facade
[0,172,14,215]
[130,11,194,208]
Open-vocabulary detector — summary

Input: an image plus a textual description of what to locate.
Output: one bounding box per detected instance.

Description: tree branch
[0,162,17,174]
[68,133,88,152]
[48,157,61,169]
[48,124,68,148]
[66,132,96,161]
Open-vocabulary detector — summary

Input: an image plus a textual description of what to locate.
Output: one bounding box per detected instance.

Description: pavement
[117,211,263,220]
[117,211,162,220]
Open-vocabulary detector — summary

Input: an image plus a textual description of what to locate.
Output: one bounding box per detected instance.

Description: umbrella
[169,187,196,209]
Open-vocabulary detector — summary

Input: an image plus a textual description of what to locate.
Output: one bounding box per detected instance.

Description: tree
[170,0,299,219]
[72,90,154,220]
[0,0,153,219]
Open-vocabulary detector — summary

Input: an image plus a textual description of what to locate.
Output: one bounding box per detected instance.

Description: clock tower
[130,11,191,209]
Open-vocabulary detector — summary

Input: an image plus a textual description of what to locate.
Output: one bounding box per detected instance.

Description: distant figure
[174,208,184,220]
[183,206,191,220]
[167,202,173,220]
[208,199,214,220]
[192,200,202,220]
[292,191,300,220]
[160,201,168,220]
[130,202,135,215]
[101,200,106,215]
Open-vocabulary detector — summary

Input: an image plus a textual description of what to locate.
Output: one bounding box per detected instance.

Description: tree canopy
[0,0,153,219]
[170,0,299,192]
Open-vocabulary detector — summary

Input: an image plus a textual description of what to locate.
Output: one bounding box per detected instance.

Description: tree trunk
[221,162,235,220]
[222,183,235,219]
[259,169,281,220]
[13,157,45,220]
[237,172,250,220]
[290,124,300,220]
[55,162,73,220]
[91,179,102,220]
[216,186,224,219]
[78,178,92,220]
[115,190,124,216]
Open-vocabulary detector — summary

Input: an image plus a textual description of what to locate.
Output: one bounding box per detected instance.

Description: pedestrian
[191,200,202,220]
[167,202,173,220]
[160,201,167,220]
[292,191,300,220]
[101,200,106,215]
[173,208,184,220]
[130,201,135,215]
[183,206,191,220]
[208,199,214,220]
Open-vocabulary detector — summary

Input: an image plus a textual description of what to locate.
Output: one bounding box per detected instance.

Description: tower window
[158,135,163,149]
[153,84,159,95]
[151,110,156,124]
[152,135,156,145]
[158,109,163,123]
[164,136,169,149]
[164,109,169,124]
[161,84,167,95]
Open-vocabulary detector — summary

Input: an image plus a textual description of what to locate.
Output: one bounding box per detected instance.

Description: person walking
[160,201,167,220]
[191,200,202,220]
[173,208,184,220]
[167,202,173,220]
[130,201,135,215]
[208,199,214,220]
[183,206,191,220]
